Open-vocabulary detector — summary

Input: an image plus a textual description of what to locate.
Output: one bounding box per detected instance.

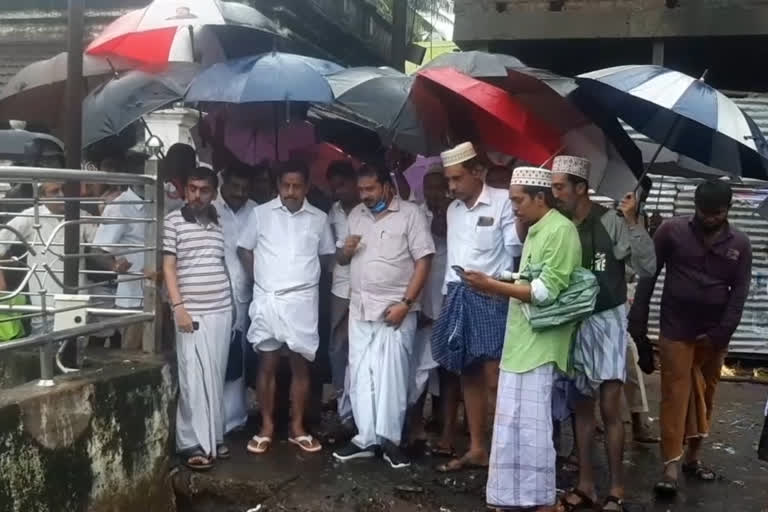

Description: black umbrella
[322,66,444,156]
[82,64,199,149]
[0,129,64,164]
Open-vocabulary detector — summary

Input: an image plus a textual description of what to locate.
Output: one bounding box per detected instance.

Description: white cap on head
[552,155,590,181]
[440,142,477,168]
[510,166,552,188]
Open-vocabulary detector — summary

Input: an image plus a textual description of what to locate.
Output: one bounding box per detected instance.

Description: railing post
[142,159,164,353]
[37,342,55,387]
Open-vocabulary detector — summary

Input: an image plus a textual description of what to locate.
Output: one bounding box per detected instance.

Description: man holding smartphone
[163,167,232,471]
[430,142,522,473]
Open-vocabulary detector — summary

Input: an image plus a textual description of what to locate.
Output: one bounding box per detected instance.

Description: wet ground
[173,375,768,512]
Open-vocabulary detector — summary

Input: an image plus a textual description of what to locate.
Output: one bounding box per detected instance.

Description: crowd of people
[0,137,752,512]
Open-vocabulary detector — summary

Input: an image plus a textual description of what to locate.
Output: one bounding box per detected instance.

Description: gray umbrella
[82,64,199,149]
[0,52,135,136]
[320,66,444,155]
[0,129,64,163]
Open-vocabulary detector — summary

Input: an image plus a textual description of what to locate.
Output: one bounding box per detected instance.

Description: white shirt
[214,196,256,304]
[237,197,335,294]
[444,185,522,293]
[93,188,150,308]
[0,206,97,328]
[420,204,448,320]
[328,201,351,299]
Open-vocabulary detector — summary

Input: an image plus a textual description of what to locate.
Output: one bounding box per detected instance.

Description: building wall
[454,0,768,42]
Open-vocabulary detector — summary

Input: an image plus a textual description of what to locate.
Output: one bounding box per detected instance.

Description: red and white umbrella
[86,0,285,67]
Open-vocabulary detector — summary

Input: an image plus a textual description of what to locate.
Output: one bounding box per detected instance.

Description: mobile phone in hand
[193,321,199,331]
[451,265,465,275]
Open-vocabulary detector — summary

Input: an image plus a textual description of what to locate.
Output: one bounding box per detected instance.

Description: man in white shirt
[431,142,523,472]
[326,161,360,427]
[214,165,257,434]
[407,166,450,446]
[0,182,97,334]
[238,161,335,455]
[332,165,435,469]
[92,184,151,350]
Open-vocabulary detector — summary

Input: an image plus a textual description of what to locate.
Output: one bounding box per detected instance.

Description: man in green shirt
[462,166,581,511]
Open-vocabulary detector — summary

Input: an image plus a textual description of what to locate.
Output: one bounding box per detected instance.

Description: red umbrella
[413,67,562,165]
[86,0,283,67]
[290,142,361,193]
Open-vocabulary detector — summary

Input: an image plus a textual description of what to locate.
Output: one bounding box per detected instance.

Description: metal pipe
[0,166,155,186]
[0,313,154,353]
[0,198,152,205]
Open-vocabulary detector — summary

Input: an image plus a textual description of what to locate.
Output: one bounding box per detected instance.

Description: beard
[694,213,725,233]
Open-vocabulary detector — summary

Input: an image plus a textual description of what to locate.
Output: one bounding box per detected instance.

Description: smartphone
[193,321,199,331]
[451,265,465,275]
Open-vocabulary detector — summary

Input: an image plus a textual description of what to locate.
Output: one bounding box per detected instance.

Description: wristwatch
[402,297,414,308]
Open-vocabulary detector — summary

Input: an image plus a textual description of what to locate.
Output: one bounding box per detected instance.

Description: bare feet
[436,450,488,473]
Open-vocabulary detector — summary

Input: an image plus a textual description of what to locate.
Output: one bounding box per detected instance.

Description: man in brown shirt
[332,164,435,469]
[629,180,752,496]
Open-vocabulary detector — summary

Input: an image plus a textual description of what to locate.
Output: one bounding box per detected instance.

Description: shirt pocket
[377,230,406,260]
[473,225,498,251]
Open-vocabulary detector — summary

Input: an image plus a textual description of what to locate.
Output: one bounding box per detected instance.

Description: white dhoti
[487,364,557,509]
[176,309,232,457]
[408,324,439,406]
[223,299,249,433]
[349,313,417,448]
[247,285,319,361]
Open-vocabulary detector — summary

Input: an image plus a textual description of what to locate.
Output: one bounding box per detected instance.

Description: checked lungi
[571,304,627,397]
[431,281,508,374]
[487,364,557,509]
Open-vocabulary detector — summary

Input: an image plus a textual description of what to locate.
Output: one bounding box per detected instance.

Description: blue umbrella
[184,52,343,104]
[576,65,768,181]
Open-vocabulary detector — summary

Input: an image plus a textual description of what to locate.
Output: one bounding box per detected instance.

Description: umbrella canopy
[422,51,644,197]
[86,0,285,67]
[0,130,64,163]
[185,53,342,104]
[413,67,562,166]
[577,65,768,180]
[323,66,443,156]
[0,52,135,136]
[82,63,199,149]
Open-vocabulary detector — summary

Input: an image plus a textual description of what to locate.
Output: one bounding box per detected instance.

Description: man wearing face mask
[213,164,257,434]
[629,180,751,496]
[332,164,434,469]
[237,160,335,456]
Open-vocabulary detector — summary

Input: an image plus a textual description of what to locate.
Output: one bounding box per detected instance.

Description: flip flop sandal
[560,488,596,511]
[184,451,214,471]
[289,434,323,453]
[216,443,231,459]
[430,445,456,458]
[435,456,488,473]
[682,460,717,481]
[246,435,272,455]
[653,475,679,497]
[633,433,660,444]
[601,495,624,512]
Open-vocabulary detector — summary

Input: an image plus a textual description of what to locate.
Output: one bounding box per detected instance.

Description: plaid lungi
[487,364,557,509]
[571,304,627,397]
[431,281,508,374]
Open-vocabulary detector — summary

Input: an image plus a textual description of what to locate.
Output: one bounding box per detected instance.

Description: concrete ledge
[0,353,176,512]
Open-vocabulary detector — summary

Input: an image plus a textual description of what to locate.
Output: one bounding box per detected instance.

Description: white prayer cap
[552,155,590,181]
[510,166,552,188]
[440,142,477,168]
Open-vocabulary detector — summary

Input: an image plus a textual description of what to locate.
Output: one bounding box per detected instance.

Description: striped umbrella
[577,65,768,181]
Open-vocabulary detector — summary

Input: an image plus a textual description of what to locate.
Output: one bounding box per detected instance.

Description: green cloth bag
[518,263,598,331]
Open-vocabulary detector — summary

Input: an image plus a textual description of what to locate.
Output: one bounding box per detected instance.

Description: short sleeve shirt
[347,197,436,321]
[163,209,232,314]
[237,198,335,293]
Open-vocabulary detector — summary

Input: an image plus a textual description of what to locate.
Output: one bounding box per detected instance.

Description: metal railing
[0,163,164,388]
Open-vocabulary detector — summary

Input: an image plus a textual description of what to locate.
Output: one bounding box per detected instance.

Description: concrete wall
[454,0,768,42]
[0,355,176,512]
